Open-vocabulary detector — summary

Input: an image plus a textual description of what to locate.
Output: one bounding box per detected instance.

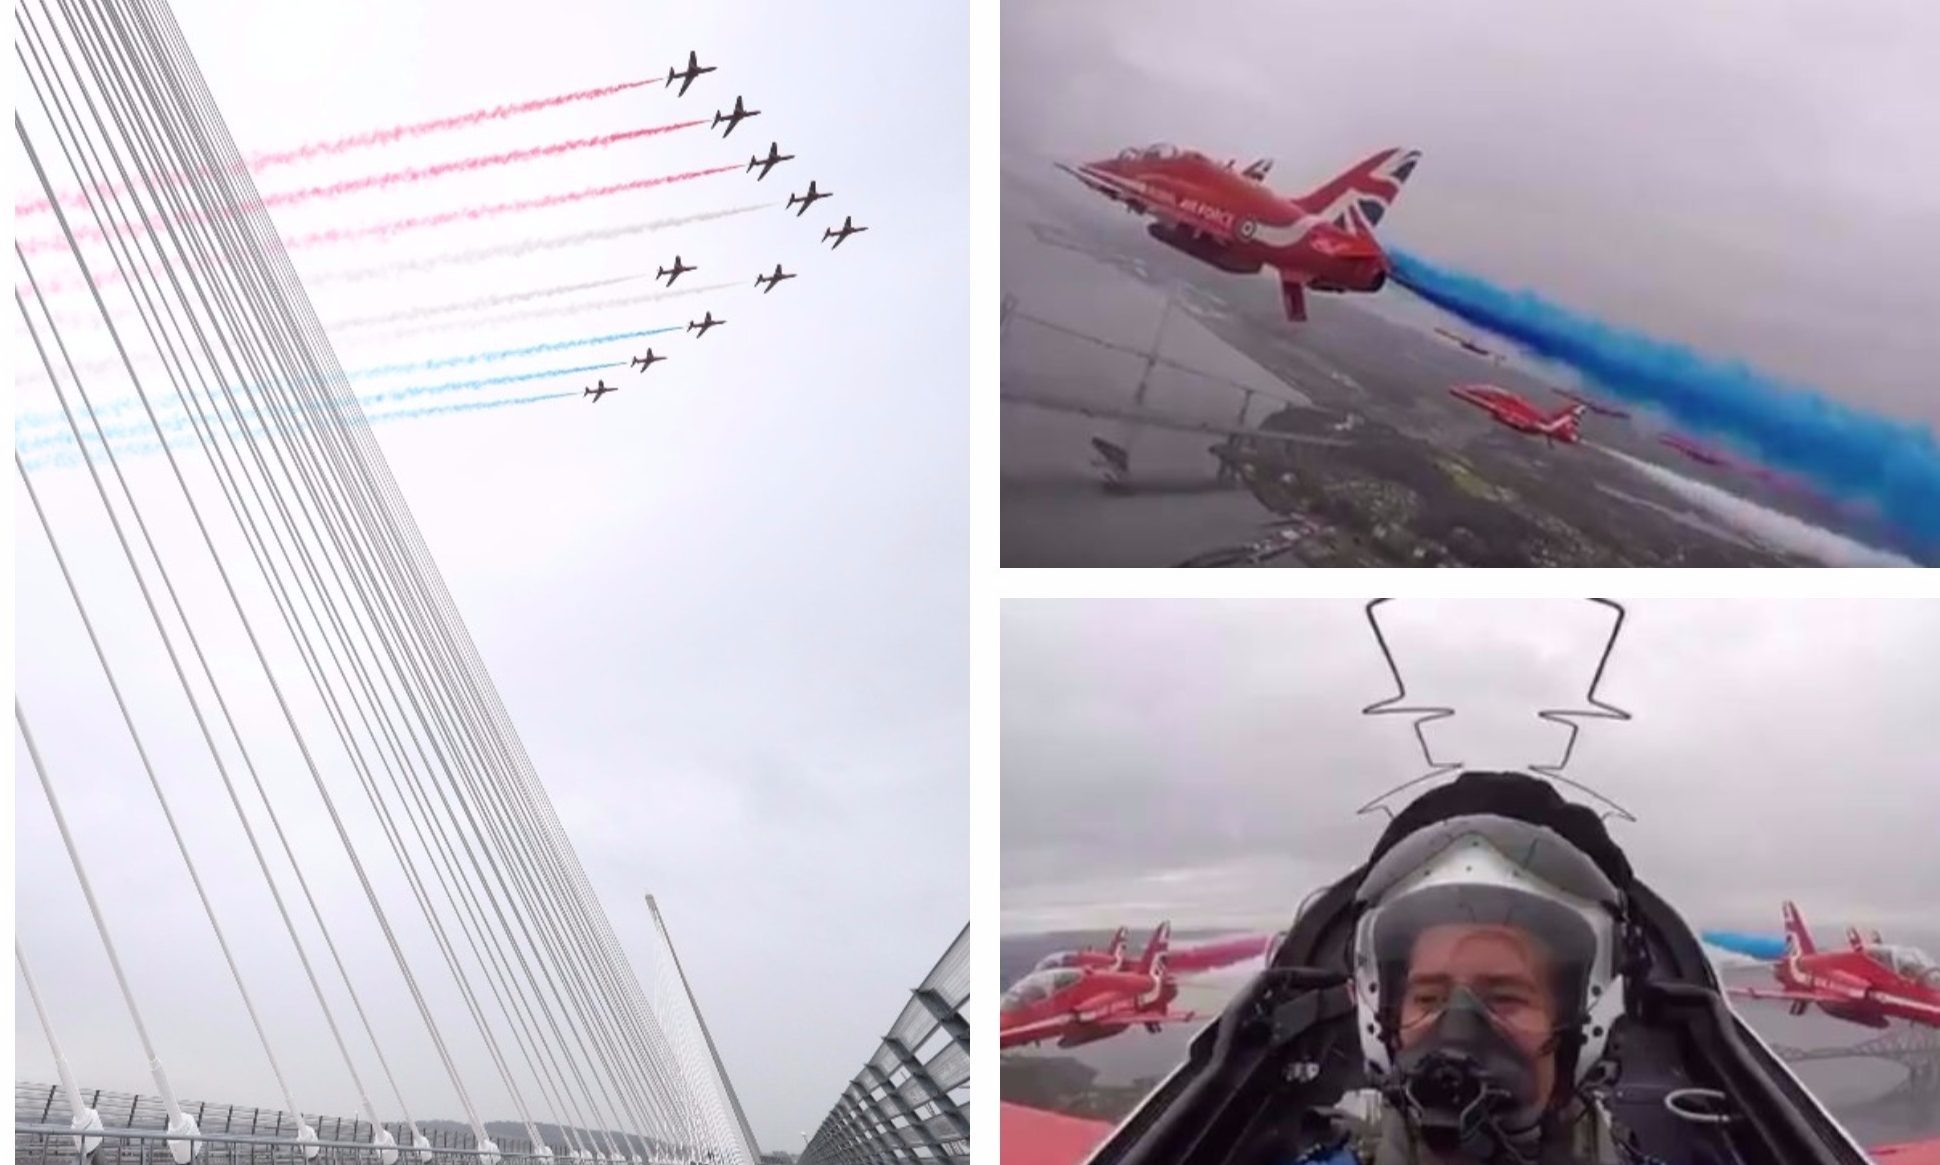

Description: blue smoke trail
[1701,931,1788,962]
[1385,248,1940,551]
[17,362,622,456]
[20,390,575,474]
[15,326,680,435]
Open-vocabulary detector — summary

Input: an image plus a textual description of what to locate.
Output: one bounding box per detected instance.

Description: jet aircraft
[1434,326,1493,357]
[630,350,665,373]
[822,215,867,249]
[583,379,618,403]
[665,51,714,97]
[1553,387,1631,420]
[1057,144,1422,322]
[754,264,796,294]
[1728,901,1940,1030]
[1029,923,1280,978]
[657,256,695,286]
[1000,924,1197,1050]
[1449,383,1586,444]
[712,96,758,137]
[687,312,725,338]
[747,142,794,181]
[786,181,831,216]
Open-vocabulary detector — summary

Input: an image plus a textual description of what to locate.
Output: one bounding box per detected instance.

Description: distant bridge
[1769,1026,1940,1099]
[799,927,969,1165]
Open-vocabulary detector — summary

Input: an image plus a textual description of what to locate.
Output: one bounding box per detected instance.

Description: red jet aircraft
[1730,901,1940,1030]
[1057,145,1421,322]
[1001,924,1199,1050]
[1449,383,1586,444]
[1028,922,1281,977]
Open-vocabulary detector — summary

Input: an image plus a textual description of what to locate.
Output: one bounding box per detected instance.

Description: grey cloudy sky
[1003,599,1940,940]
[14,0,964,1153]
[1003,0,1940,431]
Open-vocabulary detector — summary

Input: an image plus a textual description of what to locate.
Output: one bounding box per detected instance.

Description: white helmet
[1351,813,1627,1096]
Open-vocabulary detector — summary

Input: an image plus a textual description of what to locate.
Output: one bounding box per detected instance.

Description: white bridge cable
[17,17,430,1150]
[64,3,644,1152]
[100,0,706,1147]
[113,11,698,1147]
[39,0,597,1147]
[15,15,505,1153]
[15,705,193,1134]
[28,0,741,1155]
[108,20,690,1155]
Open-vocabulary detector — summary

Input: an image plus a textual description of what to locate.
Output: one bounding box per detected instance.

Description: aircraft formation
[582,52,869,405]
[1051,141,1806,499]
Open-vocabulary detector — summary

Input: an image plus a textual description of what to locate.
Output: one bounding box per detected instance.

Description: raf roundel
[1238,218,1259,241]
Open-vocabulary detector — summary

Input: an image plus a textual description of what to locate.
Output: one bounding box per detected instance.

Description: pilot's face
[1399,923,1559,1108]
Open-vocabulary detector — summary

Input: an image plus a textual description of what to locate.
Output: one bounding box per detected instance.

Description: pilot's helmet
[1349,813,1626,1094]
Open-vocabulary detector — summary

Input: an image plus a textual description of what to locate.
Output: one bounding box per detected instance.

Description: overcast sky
[1003,0,1940,432]
[1003,599,1940,941]
[14,0,965,1153]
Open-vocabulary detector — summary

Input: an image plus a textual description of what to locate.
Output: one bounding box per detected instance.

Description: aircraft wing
[1001,385,1353,448]
[1052,163,1239,242]
[1728,985,1850,1006]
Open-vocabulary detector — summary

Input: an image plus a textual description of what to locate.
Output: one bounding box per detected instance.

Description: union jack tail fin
[1295,148,1422,237]
[1132,921,1172,975]
[1782,900,1817,956]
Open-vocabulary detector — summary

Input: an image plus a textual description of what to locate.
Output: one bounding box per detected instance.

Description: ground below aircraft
[1056,143,1420,323]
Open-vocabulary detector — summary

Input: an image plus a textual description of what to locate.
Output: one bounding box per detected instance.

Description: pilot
[1331,792,1636,1164]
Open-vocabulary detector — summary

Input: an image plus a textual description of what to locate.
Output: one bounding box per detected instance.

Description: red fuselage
[1034,931,1276,976]
[1065,148,1388,291]
[999,965,1185,1050]
[1763,948,1940,1029]
[1449,384,1584,443]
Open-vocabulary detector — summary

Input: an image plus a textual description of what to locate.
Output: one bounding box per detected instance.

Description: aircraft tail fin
[1132,921,1172,975]
[1294,148,1422,237]
[1105,926,1129,967]
[1847,926,1867,952]
[1782,900,1817,956]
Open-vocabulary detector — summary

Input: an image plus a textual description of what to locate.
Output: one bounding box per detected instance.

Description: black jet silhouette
[823,215,868,249]
[666,51,715,97]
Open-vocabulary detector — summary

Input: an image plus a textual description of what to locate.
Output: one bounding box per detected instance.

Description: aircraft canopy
[1001,968,1083,1011]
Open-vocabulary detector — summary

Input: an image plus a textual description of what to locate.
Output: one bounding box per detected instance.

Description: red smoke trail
[16,121,707,256]
[281,164,740,251]
[15,76,657,217]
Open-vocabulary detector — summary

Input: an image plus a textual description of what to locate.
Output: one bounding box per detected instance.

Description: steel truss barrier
[798,927,968,1165]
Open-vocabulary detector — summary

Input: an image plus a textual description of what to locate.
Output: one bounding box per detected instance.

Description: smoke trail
[325,275,648,331]
[1386,248,1940,550]
[15,121,708,256]
[281,165,740,251]
[21,203,772,300]
[304,204,773,285]
[357,281,736,343]
[15,77,657,217]
[17,362,622,455]
[21,390,577,474]
[15,324,682,410]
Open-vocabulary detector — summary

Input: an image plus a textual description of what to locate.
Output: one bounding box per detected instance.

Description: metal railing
[799,927,969,1165]
[13,1084,693,1165]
